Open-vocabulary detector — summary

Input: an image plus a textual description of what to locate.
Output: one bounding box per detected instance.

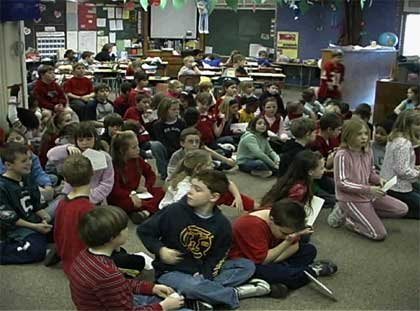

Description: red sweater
[33,79,67,111]
[319,61,345,100]
[309,135,339,159]
[63,76,94,97]
[108,158,164,213]
[124,106,143,123]
[69,249,162,311]
[114,94,130,116]
[128,88,152,107]
[54,196,94,275]
[196,113,216,145]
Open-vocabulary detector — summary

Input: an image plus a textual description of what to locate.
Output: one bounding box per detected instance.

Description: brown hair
[388,110,420,143]
[180,127,201,142]
[270,198,307,231]
[290,118,316,139]
[196,92,212,106]
[0,142,29,164]
[79,206,128,247]
[62,154,93,187]
[193,169,229,196]
[111,130,137,169]
[157,97,180,121]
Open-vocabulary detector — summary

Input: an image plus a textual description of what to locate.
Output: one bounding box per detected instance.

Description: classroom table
[274,62,320,87]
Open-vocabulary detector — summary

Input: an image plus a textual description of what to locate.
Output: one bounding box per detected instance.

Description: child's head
[6,129,28,145]
[151,92,166,110]
[102,43,113,53]
[407,86,418,101]
[168,80,184,95]
[331,49,343,64]
[374,121,392,146]
[120,81,133,96]
[183,56,195,68]
[196,92,213,114]
[62,154,93,187]
[74,121,101,152]
[131,60,143,73]
[95,83,111,101]
[38,65,55,83]
[55,110,74,130]
[79,206,129,248]
[104,113,124,137]
[319,112,343,138]
[243,96,259,113]
[290,118,317,142]
[258,50,268,59]
[261,150,324,207]
[187,169,229,208]
[80,51,94,61]
[0,142,31,176]
[222,79,238,97]
[286,101,304,116]
[64,49,75,60]
[262,97,278,117]
[232,54,246,67]
[302,88,316,102]
[264,82,279,96]
[157,97,180,121]
[134,71,149,88]
[269,199,306,239]
[135,93,152,113]
[72,63,86,76]
[341,118,370,151]
[248,116,269,137]
[180,127,202,151]
[389,110,420,143]
[183,108,200,127]
[239,81,255,96]
[220,97,240,118]
[354,103,372,122]
[324,99,342,115]
[58,122,78,145]
[111,130,139,167]
[198,80,213,93]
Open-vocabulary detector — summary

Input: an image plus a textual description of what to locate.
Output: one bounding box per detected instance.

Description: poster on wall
[277,31,299,59]
[78,3,97,30]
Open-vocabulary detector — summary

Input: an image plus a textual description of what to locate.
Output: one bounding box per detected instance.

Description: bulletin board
[277,31,299,59]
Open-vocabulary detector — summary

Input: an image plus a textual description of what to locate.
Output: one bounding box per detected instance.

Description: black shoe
[129,211,150,224]
[44,246,61,267]
[269,283,288,299]
[184,299,213,311]
[309,260,338,277]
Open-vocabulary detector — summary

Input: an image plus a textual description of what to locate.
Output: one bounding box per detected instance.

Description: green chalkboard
[207,9,275,56]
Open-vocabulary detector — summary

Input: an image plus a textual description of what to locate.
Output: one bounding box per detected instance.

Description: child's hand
[159,247,183,265]
[230,196,244,212]
[41,186,55,202]
[54,104,64,113]
[67,145,81,155]
[32,222,53,234]
[370,186,385,199]
[130,193,143,208]
[159,294,184,311]
[152,284,175,298]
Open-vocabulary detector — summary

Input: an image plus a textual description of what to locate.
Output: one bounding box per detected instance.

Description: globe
[378,32,398,47]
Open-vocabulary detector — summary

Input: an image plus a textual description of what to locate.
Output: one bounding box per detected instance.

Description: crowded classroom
[1,0,419,310]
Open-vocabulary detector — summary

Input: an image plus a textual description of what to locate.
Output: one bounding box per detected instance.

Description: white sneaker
[250,170,272,178]
[234,278,271,299]
[327,205,346,228]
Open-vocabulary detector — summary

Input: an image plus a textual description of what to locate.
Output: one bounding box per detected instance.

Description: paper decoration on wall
[173,0,187,10]
[140,0,149,11]
[277,31,299,59]
[24,27,31,35]
[79,3,97,30]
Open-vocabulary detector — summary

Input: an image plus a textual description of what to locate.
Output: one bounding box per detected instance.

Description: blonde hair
[198,80,213,92]
[168,79,183,90]
[340,118,370,152]
[183,56,195,64]
[170,149,211,190]
[219,96,238,121]
[388,110,420,143]
[239,80,254,93]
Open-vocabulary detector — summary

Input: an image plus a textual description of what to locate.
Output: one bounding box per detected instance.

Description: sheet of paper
[82,149,107,171]
[116,20,123,31]
[115,8,122,19]
[306,196,325,227]
[134,252,154,270]
[136,192,154,200]
[96,18,106,27]
[78,31,97,55]
[66,31,78,50]
[109,32,116,43]
[107,7,115,19]
[109,20,116,31]
[123,9,130,19]
[123,39,131,48]
[382,176,397,192]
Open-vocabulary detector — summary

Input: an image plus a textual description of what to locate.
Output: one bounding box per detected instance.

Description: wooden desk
[274,62,320,87]
[146,50,182,78]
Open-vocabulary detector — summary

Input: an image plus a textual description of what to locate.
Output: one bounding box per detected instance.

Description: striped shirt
[68,249,162,311]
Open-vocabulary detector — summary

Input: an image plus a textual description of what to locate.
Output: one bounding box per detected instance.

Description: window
[403,14,420,56]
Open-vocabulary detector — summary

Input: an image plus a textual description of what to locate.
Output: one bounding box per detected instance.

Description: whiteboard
[150,1,197,39]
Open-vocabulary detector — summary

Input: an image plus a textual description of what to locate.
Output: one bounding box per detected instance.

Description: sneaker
[184,299,214,311]
[309,260,338,277]
[327,205,346,228]
[250,170,272,178]
[129,211,150,224]
[269,283,289,299]
[44,246,61,267]
[235,278,271,299]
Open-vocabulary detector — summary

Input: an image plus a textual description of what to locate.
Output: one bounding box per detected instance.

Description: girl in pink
[331,118,408,240]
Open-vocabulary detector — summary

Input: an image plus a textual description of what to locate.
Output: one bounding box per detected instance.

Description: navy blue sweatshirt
[137,196,232,279]
[152,119,186,156]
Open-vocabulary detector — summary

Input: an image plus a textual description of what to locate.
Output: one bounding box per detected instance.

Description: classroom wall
[276,0,401,60]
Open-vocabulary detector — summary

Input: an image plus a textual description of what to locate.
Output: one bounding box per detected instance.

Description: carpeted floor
[1,170,419,311]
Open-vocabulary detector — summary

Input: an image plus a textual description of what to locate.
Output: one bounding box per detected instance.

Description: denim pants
[388,189,420,219]
[133,294,191,311]
[70,99,97,121]
[254,243,317,290]
[150,141,169,180]
[238,159,271,172]
[0,232,47,265]
[157,258,255,309]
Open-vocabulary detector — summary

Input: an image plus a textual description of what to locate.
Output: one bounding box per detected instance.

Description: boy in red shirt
[114,81,133,116]
[33,65,67,112]
[229,198,337,297]
[195,92,224,147]
[128,71,152,107]
[318,50,345,102]
[63,63,96,121]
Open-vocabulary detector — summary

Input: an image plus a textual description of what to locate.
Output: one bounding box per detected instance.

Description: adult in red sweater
[33,65,67,112]
[63,63,96,121]
[108,130,164,224]
[69,206,184,311]
[318,50,345,102]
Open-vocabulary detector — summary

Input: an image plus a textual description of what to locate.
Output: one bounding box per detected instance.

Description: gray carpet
[1,171,419,310]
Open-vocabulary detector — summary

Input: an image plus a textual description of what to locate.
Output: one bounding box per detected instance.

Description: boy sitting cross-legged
[68,206,184,311]
[137,170,270,310]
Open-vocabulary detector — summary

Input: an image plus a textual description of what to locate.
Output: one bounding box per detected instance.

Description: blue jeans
[70,99,97,121]
[157,258,255,309]
[254,243,317,290]
[133,294,191,311]
[0,233,47,265]
[150,141,169,180]
[388,189,420,219]
[239,159,271,172]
